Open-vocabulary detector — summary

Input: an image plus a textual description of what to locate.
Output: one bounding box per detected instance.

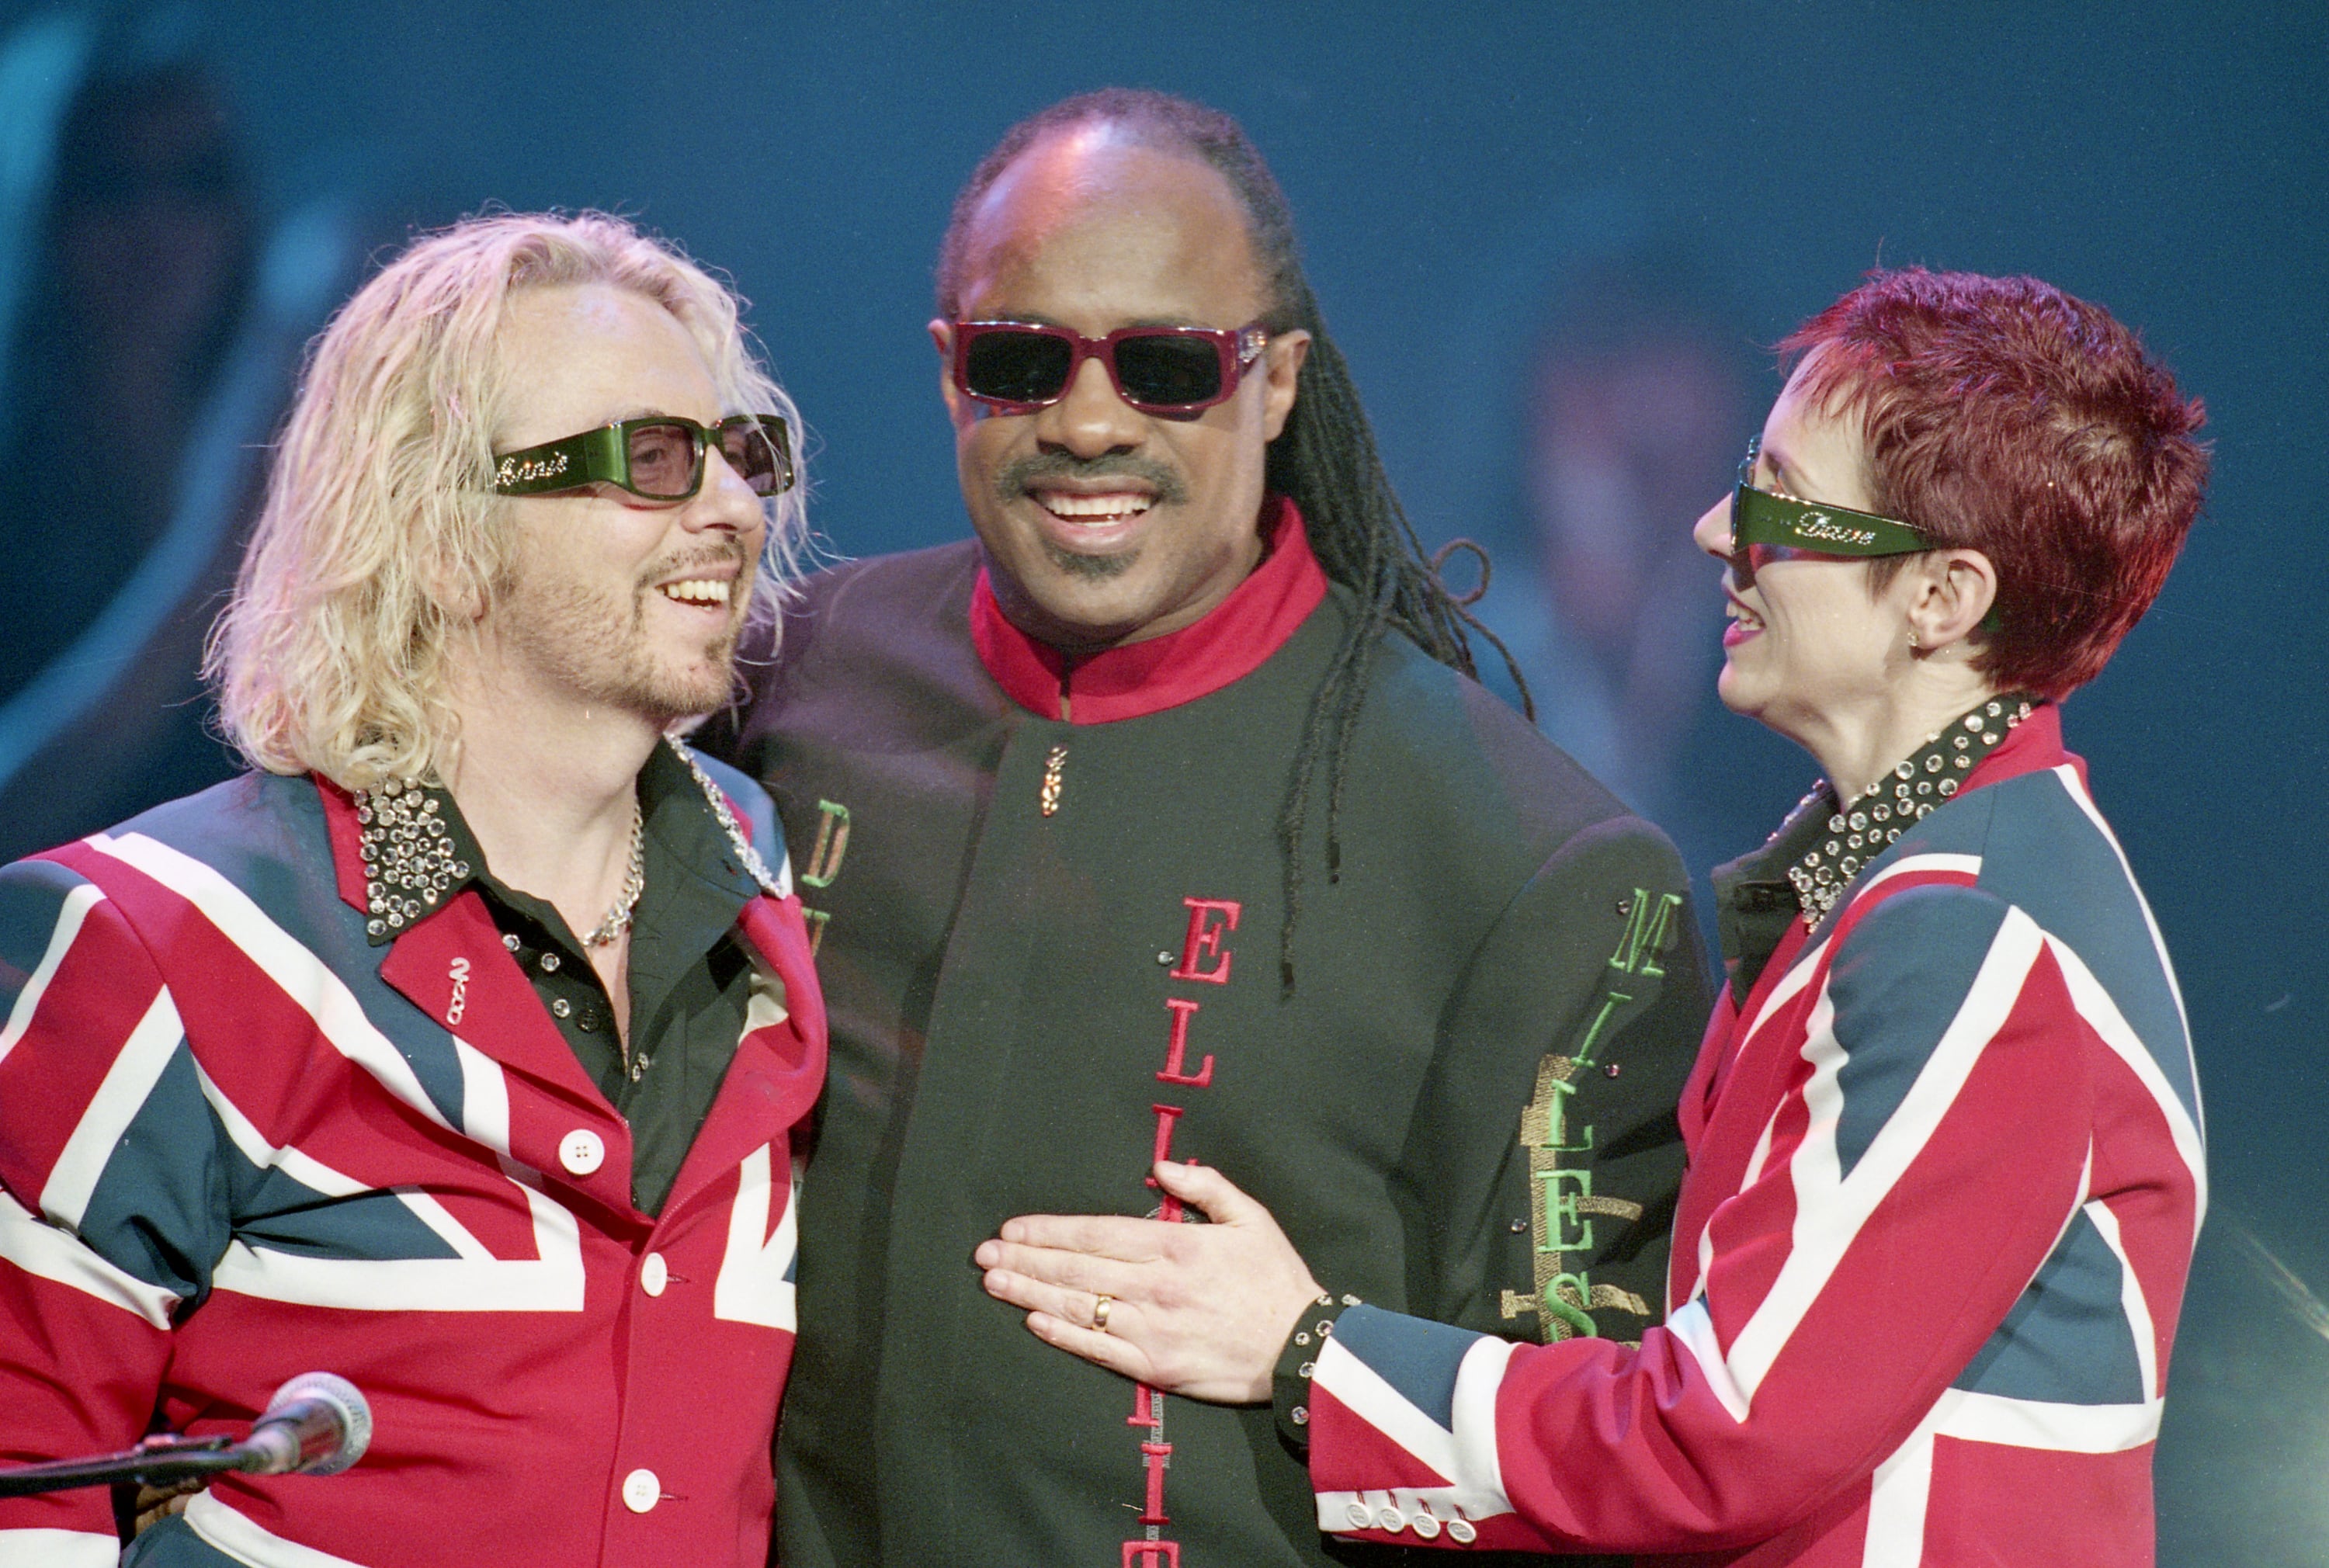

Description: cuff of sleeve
[1272,1290,1362,1450]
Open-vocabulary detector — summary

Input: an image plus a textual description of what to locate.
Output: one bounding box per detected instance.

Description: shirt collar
[1782,692,2043,928]
[1711,694,2057,1001]
[351,735,775,945]
[970,494,1329,724]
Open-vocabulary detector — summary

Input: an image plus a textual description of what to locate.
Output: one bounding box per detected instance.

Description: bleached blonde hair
[207,211,807,786]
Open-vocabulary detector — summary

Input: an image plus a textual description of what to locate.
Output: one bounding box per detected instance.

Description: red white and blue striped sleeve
[1305,872,2161,1555]
[0,855,222,1563]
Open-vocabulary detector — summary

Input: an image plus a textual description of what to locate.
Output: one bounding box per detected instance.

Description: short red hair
[1782,269,2208,699]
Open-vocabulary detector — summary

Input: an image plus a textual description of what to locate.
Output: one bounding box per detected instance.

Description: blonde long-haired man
[0,213,828,1568]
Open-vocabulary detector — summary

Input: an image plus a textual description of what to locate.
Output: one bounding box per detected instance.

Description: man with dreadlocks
[707,90,1709,1568]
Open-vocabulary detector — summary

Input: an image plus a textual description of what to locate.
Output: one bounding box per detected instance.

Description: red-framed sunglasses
[950,319,1270,416]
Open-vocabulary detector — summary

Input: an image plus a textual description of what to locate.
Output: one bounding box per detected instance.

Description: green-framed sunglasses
[1729,434,1928,588]
[492,414,795,501]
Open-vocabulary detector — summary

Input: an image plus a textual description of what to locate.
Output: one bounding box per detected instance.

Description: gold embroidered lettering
[800,800,852,889]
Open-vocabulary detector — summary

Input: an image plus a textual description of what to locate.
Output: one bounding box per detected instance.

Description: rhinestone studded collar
[1787,693,2039,929]
[665,737,788,900]
[353,735,785,945]
[352,778,470,940]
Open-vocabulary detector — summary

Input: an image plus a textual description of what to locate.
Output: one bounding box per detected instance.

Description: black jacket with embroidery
[707,538,1711,1568]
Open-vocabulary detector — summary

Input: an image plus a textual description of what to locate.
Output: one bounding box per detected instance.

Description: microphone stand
[0,1434,259,1499]
[1,1373,369,1497]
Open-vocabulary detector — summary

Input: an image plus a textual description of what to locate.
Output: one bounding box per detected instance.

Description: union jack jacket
[0,765,825,1566]
[1303,707,2202,1566]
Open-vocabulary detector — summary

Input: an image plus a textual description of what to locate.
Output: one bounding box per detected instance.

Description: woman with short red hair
[975,269,2211,1566]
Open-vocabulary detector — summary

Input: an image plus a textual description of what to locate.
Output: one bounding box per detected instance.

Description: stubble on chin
[498,557,751,726]
[656,582,758,719]
[1039,537,1137,581]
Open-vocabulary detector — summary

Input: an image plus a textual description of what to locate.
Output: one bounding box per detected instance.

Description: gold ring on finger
[1092,1293,1114,1334]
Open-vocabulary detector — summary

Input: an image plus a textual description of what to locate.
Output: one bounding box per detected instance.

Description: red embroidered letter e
[1170,898,1241,984]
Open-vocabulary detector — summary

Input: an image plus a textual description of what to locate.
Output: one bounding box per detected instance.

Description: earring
[1907,630,1921,649]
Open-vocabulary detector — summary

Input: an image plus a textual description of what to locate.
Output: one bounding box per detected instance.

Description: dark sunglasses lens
[626,422,700,498]
[719,419,784,495]
[963,330,1074,404]
[1112,334,1224,409]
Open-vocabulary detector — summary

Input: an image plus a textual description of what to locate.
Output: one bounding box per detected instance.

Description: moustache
[634,539,753,592]
[994,452,1188,507]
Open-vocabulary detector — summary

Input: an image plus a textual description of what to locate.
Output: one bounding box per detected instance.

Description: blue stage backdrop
[2,2,2321,1560]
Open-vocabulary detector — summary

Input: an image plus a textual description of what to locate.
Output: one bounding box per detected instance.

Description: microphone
[0,1373,373,1499]
[232,1372,373,1477]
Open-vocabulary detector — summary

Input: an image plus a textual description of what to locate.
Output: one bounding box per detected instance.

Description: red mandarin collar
[970,494,1328,724]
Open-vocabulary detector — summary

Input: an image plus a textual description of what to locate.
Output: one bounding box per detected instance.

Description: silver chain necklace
[581,794,645,948]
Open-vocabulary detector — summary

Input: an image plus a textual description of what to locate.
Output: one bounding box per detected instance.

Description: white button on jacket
[560,1129,606,1176]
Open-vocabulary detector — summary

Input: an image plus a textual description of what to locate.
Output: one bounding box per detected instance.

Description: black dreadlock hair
[939,90,1529,991]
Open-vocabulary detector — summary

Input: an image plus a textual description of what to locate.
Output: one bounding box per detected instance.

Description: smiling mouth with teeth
[1036,491,1155,522]
[658,578,733,608]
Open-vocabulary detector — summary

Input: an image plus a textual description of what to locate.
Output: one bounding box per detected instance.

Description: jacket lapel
[658,892,828,1222]
[377,890,605,1106]
[375,893,639,1219]
[318,774,824,1226]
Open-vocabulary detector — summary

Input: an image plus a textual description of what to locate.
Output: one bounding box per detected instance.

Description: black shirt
[359,741,762,1214]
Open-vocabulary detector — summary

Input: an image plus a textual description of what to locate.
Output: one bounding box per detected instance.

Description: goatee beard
[1000,452,1183,585]
[1040,539,1137,580]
